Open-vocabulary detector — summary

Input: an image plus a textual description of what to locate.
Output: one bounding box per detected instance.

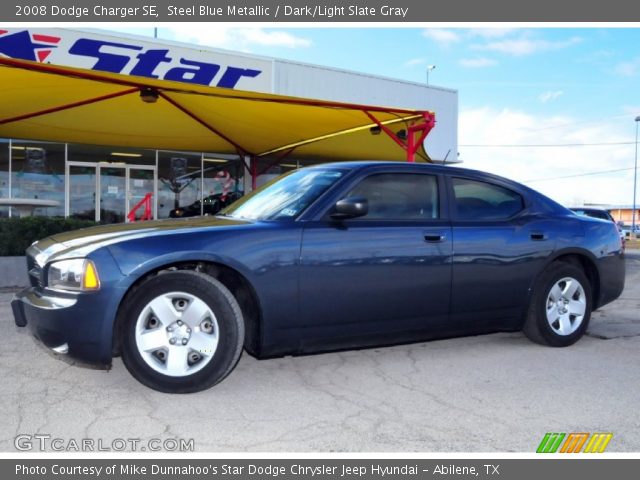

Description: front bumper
[12,287,116,366]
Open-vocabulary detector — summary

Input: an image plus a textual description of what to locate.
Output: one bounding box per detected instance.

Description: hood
[30,215,251,265]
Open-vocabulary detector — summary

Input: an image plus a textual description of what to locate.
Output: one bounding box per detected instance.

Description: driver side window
[347,173,439,220]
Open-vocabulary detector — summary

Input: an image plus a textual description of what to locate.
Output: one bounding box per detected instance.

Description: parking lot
[1,252,639,453]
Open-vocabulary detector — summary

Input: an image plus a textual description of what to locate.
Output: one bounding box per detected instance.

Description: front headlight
[47,259,101,291]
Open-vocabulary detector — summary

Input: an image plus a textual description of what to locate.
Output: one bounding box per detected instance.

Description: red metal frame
[0,88,139,125]
[158,91,253,155]
[127,192,153,222]
[364,111,436,162]
[407,112,436,162]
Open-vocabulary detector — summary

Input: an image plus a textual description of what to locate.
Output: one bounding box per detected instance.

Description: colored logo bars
[0,30,60,62]
[537,432,613,453]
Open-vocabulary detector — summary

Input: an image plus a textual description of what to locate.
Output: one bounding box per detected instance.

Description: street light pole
[426,65,436,86]
[633,116,640,234]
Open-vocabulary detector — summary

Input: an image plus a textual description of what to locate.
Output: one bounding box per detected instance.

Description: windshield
[222,168,346,221]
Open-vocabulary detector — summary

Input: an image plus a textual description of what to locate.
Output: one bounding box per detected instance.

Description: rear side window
[573,209,613,222]
[452,177,523,220]
[348,173,439,220]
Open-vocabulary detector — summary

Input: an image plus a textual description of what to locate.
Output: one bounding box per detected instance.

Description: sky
[109,26,640,208]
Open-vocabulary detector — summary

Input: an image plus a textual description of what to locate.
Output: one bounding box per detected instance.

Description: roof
[0,57,435,162]
[307,160,516,180]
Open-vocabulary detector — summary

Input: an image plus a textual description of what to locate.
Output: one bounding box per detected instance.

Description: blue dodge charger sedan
[12,162,625,393]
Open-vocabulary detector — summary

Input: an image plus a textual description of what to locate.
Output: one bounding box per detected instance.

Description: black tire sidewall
[120,271,243,393]
[532,263,592,347]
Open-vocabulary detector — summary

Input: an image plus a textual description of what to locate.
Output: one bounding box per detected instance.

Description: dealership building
[0,28,458,223]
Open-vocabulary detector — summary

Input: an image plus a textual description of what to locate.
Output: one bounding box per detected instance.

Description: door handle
[530,232,547,241]
[424,233,446,243]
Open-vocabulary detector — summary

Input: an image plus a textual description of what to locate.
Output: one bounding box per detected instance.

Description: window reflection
[225,168,344,221]
[200,157,244,217]
[158,152,201,219]
[11,141,65,217]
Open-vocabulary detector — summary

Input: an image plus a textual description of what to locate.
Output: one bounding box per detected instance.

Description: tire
[523,262,592,347]
[119,271,244,393]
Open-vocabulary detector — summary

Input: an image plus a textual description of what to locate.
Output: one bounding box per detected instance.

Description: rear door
[297,169,452,348]
[448,176,554,327]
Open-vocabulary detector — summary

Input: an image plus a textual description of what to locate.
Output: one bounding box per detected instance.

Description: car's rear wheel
[523,262,592,347]
[119,271,244,393]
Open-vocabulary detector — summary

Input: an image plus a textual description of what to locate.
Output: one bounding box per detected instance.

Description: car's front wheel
[523,262,592,347]
[119,271,244,393]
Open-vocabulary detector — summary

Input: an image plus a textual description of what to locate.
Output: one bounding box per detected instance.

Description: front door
[298,171,452,349]
[99,165,127,223]
[127,166,156,221]
[67,162,156,223]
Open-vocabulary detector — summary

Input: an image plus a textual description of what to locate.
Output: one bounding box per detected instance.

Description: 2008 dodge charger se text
[12,162,625,393]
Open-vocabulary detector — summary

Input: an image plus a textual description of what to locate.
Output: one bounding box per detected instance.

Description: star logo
[0,30,61,62]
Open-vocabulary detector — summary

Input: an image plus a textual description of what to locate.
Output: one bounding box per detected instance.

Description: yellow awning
[0,57,434,162]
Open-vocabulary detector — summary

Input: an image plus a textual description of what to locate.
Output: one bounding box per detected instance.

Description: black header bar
[3,459,640,480]
[4,0,640,22]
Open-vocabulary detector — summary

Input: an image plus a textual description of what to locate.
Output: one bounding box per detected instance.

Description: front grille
[26,255,43,288]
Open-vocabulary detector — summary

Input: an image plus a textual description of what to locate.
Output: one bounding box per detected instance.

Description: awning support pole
[407,113,436,162]
[363,111,436,162]
[250,156,258,190]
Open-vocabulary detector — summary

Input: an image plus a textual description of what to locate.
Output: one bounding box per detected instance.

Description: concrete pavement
[1,252,639,452]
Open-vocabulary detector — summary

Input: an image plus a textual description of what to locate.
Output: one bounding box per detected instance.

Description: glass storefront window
[157,152,202,219]
[202,157,244,215]
[11,140,65,217]
[1,139,249,223]
[254,158,286,189]
[68,163,97,221]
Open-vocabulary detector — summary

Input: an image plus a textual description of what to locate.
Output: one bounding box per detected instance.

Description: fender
[109,249,265,357]
[521,246,601,321]
[115,249,258,289]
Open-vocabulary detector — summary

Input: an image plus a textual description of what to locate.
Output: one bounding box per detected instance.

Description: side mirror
[330,196,368,220]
